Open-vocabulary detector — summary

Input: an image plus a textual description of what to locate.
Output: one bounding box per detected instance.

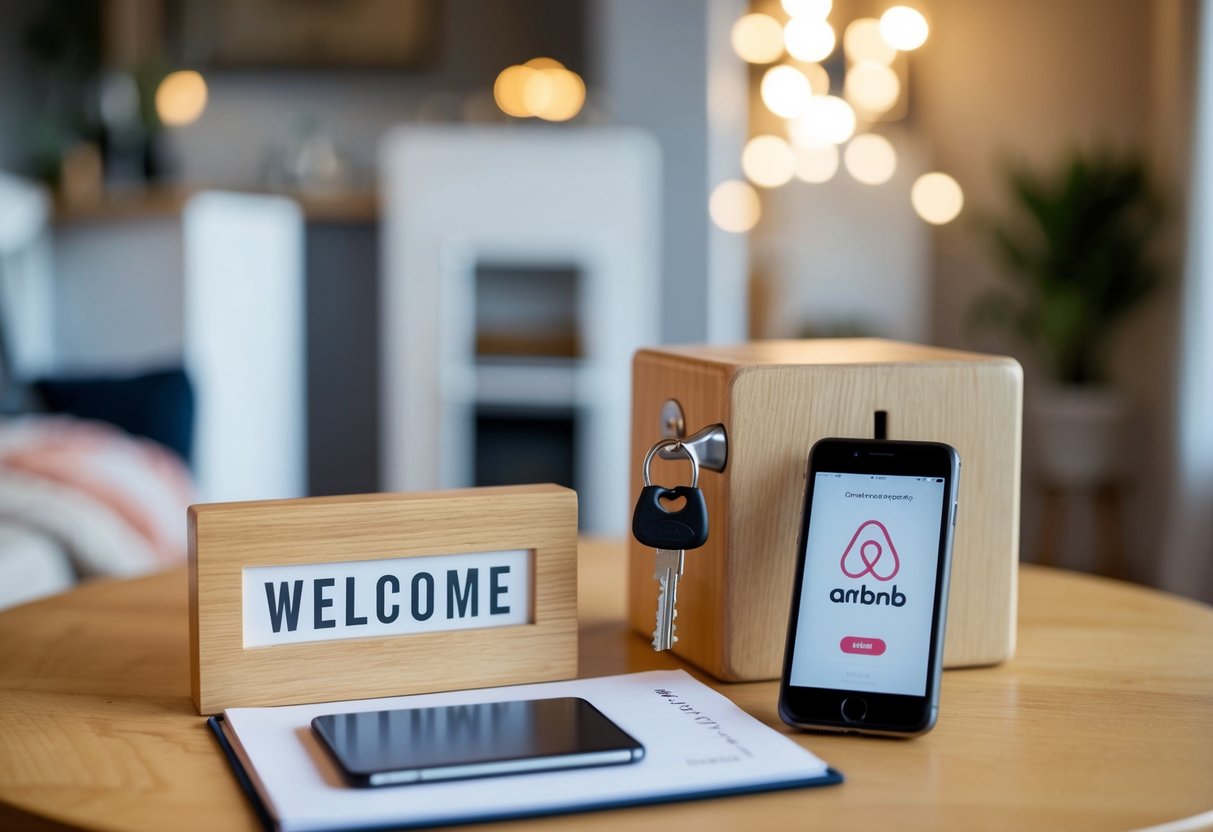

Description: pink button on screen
[840,636,887,656]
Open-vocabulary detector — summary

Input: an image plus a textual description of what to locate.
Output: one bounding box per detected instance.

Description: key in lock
[632,439,709,651]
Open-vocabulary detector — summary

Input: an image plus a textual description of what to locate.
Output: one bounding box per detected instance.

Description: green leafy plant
[973,152,1164,385]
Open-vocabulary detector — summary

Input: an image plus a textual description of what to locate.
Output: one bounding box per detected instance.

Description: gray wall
[305,222,380,496]
[588,0,749,344]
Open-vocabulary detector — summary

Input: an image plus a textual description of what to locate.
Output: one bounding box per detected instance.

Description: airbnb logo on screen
[830,520,907,607]
[840,520,900,581]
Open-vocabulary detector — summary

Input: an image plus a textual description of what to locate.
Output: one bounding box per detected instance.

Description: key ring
[642,439,700,489]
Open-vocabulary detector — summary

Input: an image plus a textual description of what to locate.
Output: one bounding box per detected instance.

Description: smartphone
[779,437,960,737]
[311,697,644,787]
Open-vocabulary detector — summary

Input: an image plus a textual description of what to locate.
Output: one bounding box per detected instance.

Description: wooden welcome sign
[188,484,577,714]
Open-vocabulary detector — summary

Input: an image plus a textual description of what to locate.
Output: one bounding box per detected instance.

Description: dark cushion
[33,368,195,465]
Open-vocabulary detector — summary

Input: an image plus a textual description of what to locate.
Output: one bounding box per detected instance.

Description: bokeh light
[781,0,832,18]
[495,60,585,121]
[742,135,797,188]
[784,18,836,63]
[731,14,786,64]
[710,180,762,233]
[789,95,857,147]
[844,134,897,184]
[794,143,840,183]
[911,172,964,224]
[494,65,535,117]
[880,6,929,51]
[844,60,900,114]
[523,67,586,121]
[761,64,812,118]
[843,18,897,65]
[155,70,208,127]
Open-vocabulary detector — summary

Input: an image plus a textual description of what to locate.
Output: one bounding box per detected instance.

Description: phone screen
[312,697,643,786]
[788,471,948,697]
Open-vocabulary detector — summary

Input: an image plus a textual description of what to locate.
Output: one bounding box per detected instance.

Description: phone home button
[840,696,868,723]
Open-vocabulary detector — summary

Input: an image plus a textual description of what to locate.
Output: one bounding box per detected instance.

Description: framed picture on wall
[173,0,439,69]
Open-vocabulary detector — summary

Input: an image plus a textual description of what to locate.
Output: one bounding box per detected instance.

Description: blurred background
[0,0,1209,608]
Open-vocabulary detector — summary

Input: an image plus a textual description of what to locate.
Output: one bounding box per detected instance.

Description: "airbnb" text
[829,583,906,607]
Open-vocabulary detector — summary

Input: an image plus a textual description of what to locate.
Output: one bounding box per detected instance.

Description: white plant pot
[1031,386,1127,489]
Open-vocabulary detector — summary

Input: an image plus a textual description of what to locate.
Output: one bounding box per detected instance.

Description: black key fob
[631,485,709,550]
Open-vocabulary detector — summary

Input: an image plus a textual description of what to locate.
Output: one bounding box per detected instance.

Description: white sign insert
[242,550,531,648]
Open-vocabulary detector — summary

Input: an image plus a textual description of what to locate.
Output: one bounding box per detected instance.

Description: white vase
[1031,386,1127,489]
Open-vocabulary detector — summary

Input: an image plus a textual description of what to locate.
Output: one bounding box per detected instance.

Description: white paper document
[218,670,838,832]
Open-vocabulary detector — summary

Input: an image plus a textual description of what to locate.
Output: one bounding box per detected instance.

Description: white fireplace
[379,126,661,533]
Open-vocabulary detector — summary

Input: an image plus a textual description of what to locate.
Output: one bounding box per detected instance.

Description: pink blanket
[0,416,194,577]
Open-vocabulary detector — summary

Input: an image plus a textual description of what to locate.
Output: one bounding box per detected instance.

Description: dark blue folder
[208,715,843,832]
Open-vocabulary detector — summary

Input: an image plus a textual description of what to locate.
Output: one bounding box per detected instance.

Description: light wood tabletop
[1,539,1211,832]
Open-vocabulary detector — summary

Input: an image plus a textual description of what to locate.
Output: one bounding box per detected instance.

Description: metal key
[652,548,684,651]
[632,440,709,651]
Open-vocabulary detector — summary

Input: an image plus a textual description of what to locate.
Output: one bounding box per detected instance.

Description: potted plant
[973,151,1164,488]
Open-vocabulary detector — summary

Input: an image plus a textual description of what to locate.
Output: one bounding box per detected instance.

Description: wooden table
[2,540,1211,831]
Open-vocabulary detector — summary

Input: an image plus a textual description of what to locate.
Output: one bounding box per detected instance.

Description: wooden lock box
[628,339,1023,681]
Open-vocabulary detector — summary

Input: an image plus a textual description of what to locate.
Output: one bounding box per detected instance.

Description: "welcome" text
[242,550,531,647]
